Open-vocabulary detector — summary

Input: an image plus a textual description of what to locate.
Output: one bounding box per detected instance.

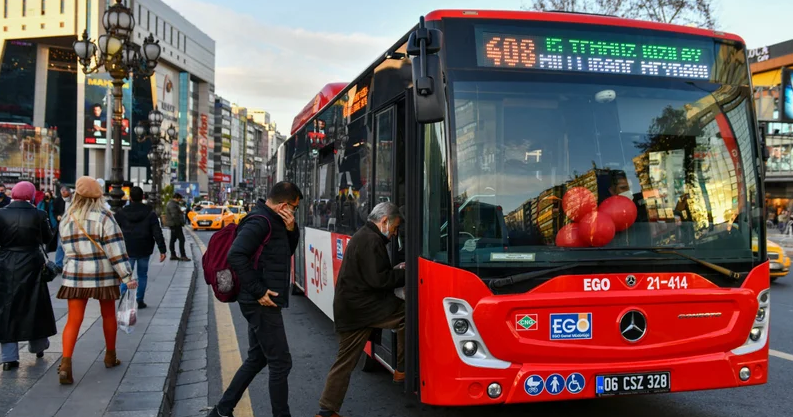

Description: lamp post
[135,107,175,213]
[72,0,161,212]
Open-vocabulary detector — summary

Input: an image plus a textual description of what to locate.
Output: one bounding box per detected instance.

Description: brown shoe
[393,370,405,383]
[58,357,73,385]
[104,350,121,368]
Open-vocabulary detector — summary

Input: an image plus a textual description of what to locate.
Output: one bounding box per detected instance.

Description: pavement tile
[137,341,176,352]
[141,332,178,343]
[174,381,208,401]
[183,338,208,351]
[131,351,173,364]
[179,358,207,372]
[184,332,208,343]
[180,349,206,361]
[107,392,164,411]
[5,397,63,417]
[175,369,207,385]
[126,363,170,378]
[118,376,167,392]
[172,397,208,417]
[103,411,159,417]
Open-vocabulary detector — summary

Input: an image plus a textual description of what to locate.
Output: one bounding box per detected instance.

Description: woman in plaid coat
[56,176,138,385]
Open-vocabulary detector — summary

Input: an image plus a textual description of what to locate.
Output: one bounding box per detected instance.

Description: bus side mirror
[411,54,445,123]
[408,17,445,124]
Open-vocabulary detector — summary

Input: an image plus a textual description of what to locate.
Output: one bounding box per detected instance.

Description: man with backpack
[114,187,167,308]
[208,181,302,417]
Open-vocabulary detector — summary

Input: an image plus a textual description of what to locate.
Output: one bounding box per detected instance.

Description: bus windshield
[448,74,762,278]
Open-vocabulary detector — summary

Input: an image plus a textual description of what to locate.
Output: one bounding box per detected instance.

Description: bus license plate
[595,372,670,396]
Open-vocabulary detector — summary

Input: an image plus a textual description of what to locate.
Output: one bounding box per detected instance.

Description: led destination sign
[478,30,715,80]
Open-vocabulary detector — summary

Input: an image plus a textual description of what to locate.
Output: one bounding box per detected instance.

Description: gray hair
[368,202,403,224]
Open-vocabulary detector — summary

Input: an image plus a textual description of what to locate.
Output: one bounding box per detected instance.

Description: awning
[753,69,783,87]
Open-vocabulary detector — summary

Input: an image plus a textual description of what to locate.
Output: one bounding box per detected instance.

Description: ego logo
[309,245,329,294]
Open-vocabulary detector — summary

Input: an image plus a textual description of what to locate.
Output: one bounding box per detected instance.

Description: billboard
[84,73,132,149]
[0,124,60,182]
[782,67,793,123]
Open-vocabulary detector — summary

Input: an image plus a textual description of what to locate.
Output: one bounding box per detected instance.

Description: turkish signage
[213,172,231,183]
[748,39,793,65]
[83,74,132,149]
[198,113,209,173]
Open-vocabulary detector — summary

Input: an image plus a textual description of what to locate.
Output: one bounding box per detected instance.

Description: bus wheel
[359,351,378,373]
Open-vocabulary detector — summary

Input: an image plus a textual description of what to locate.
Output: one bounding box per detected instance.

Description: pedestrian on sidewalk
[208,181,303,417]
[0,181,57,371]
[56,176,137,385]
[0,184,11,208]
[37,191,58,252]
[315,202,406,417]
[165,193,191,261]
[53,186,73,273]
[114,186,167,309]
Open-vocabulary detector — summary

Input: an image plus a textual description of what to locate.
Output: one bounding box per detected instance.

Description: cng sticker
[516,314,538,331]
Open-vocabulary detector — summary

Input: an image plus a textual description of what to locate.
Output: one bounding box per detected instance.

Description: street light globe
[98,34,123,56]
[142,34,161,63]
[167,125,176,138]
[149,124,161,136]
[103,0,135,39]
[149,107,163,125]
[134,123,146,137]
[121,41,138,67]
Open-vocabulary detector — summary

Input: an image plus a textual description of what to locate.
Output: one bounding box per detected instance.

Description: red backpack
[202,215,271,302]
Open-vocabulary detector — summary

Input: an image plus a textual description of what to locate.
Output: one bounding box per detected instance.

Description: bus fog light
[756,308,766,322]
[462,341,478,356]
[453,319,469,335]
[760,292,769,303]
[487,382,502,398]
[749,327,762,341]
[739,367,751,381]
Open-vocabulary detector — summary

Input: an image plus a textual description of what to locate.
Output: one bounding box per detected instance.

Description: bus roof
[424,9,745,44]
[290,82,348,135]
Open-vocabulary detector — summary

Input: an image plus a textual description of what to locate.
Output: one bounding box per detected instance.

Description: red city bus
[273,9,769,406]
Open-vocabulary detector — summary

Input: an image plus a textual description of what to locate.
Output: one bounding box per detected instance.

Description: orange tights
[62,299,117,359]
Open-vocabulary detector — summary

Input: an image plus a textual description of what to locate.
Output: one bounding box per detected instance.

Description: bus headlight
[749,327,762,341]
[756,308,766,322]
[443,298,510,369]
[462,341,478,356]
[453,319,469,335]
[732,289,770,355]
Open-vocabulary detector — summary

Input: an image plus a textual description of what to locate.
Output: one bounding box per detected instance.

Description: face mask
[380,221,391,238]
[619,191,633,199]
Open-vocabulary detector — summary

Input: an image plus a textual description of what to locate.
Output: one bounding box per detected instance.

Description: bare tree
[523,0,716,29]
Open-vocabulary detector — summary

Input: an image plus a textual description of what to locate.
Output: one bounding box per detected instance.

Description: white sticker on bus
[304,228,335,320]
[583,278,610,291]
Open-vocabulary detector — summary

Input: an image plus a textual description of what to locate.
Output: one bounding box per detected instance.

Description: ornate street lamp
[73,0,161,212]
[136,107,175,213]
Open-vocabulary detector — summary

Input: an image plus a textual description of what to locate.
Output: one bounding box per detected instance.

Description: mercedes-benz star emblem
[619,310,647,342]
[625,275,637,287]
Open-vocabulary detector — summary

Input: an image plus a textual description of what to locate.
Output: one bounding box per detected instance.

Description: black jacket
[165,200,184,227]
[228,199,299,307]
[0,201,57,343]
[115,202,167,259]
[333,222,405,333]
[53,195,67,219]
[0,194,10,208]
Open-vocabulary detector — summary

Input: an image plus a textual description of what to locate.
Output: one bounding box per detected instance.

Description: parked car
[190,206,235,230]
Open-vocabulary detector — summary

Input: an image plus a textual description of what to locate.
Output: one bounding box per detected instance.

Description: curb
[158,242,199,417]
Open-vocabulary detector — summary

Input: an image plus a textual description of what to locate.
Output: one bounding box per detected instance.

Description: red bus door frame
[404,89,421,397]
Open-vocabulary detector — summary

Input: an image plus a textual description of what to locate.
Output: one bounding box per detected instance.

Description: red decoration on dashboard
[578,211,616,247]
[599,195,638,232]
[556,223,584,247]
[562,187,596,222]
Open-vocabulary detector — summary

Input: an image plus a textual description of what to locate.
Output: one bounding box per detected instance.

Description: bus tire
[359,351,378,373]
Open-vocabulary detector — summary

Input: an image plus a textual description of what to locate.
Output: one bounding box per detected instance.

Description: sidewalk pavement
[0,230,199,417]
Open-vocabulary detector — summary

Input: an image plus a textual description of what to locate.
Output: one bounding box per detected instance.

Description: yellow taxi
[768,240,791,281]
[225,205,247,224]
[190,206,236,231]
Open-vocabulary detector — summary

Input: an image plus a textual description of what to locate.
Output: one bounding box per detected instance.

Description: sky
[162,0,793,133]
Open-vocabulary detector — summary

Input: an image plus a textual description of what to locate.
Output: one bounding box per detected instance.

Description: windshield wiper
[488,257,661,290]
[652,249,743,281]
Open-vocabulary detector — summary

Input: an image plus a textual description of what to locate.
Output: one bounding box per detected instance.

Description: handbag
[40,244,58,283]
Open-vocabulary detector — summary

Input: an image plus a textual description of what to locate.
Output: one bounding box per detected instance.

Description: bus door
[370,98,406,372]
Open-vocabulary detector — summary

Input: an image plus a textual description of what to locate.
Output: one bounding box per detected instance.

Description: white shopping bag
[117,288,138,334]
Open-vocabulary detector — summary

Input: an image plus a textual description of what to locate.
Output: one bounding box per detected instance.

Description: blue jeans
[55,238,65,269]
[121,256,150,302]
[1,338,49,362]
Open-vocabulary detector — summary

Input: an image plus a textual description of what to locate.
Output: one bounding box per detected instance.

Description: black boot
[3,361,19,371]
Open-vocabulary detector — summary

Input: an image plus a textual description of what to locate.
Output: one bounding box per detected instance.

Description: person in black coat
[0,181,57,371]
[114,187,167,309]
[208,181,302,417]
[0,184,11,208]
[315,202,405,417]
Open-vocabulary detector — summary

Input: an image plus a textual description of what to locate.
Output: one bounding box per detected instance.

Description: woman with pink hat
[56,176,137,384]
[0,181,58,371]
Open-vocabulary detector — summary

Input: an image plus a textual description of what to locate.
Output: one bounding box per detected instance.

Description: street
[191,229,793,417]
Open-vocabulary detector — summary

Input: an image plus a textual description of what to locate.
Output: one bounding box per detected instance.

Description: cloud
[163,0,394,131]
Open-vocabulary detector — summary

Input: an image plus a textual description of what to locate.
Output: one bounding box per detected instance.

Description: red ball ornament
[599,195,638,232]
[556,223,584,247]
[562,187,597,222]
[578,212,616,247]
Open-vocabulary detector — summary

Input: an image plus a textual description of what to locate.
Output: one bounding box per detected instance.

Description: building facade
[0,0,215,193]
[750,38,793,215]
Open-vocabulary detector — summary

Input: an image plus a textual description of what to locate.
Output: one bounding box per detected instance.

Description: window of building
[147,11,150,30]
[137,4,140,20]
[22,0,26,17]
[162,20,165,38]
[177,32,180,49]
[21,24,26,30]
[155,16,158,36]
[40,0,44,15]
[40,22,44,28]
[59,0,63,14]
[3,0,7,18]
[170,26,173,44]
[59,21,63,27]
